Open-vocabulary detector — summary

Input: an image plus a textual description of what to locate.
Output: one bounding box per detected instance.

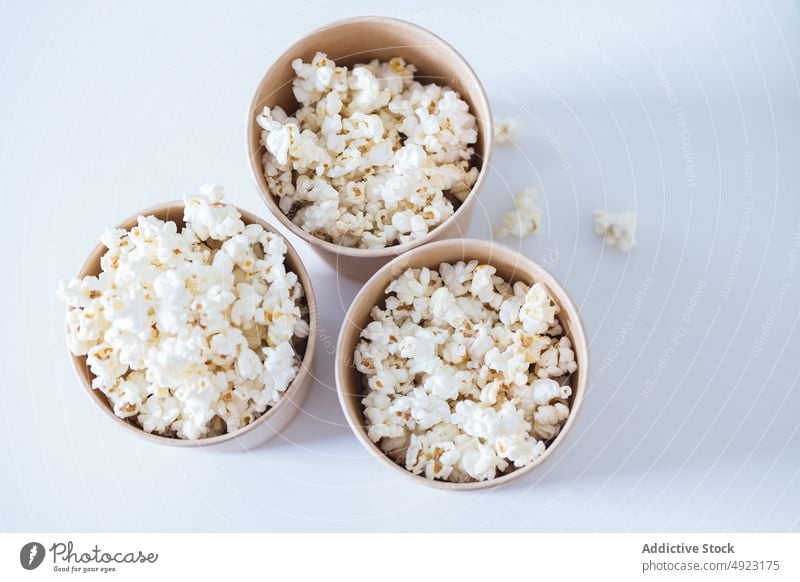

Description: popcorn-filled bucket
[335,239,589,489]
[67,202,317,451]
[247,16,493,280]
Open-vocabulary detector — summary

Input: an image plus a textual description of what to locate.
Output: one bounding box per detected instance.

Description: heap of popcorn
[57,185,310,440]
[355,261,577,482]
[57,46,587,483]
[256,52,479,249]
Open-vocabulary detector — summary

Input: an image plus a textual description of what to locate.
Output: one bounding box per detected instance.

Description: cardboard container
[67,202,317,451]
[247,16,493,280]
[335,238,589,489]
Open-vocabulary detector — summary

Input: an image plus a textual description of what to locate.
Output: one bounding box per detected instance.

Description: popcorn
[493,118,520,144]
[592,208,637,251]
[391,388,451,431]
[262,341,302,402]
[532,402,570,441]
[405,433,460,480]
[86,343,127,390]
[58,185,310,440]
[429,287,466,328]
[530,378,572,405]
[535,336,578,379]
[470,264,501,306]
[357,262,578,482]
[494,188,542,238]
[184,183,245,241]
[257,52,479,248]
[457,436,508,481]
[520,283,558,334]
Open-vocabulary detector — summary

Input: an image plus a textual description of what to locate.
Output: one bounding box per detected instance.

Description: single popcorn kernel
[356,261,577,483]
[256,52,479,249]
[494,188,542,239]
[493,118,520,144]
[592,208,637,251]
[57,185,310,440]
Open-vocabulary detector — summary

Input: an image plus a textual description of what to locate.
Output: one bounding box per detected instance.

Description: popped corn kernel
[493,118,520,144]
[494,188,542,238]
[592,208,637,251]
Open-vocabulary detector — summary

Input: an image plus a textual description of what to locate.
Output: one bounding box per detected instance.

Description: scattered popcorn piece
[357,262,578,483]
[494,188,542,238]
[592,208,637,251]
[257,52,479,249]
[493,118,520,144]
[58,185,310,440]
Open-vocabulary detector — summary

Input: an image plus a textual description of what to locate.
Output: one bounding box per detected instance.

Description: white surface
[1,0,799,532]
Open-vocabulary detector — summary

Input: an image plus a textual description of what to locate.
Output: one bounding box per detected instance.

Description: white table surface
[1,0,799,532]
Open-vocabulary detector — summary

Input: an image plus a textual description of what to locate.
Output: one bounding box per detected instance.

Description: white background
[1,0,798,532]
